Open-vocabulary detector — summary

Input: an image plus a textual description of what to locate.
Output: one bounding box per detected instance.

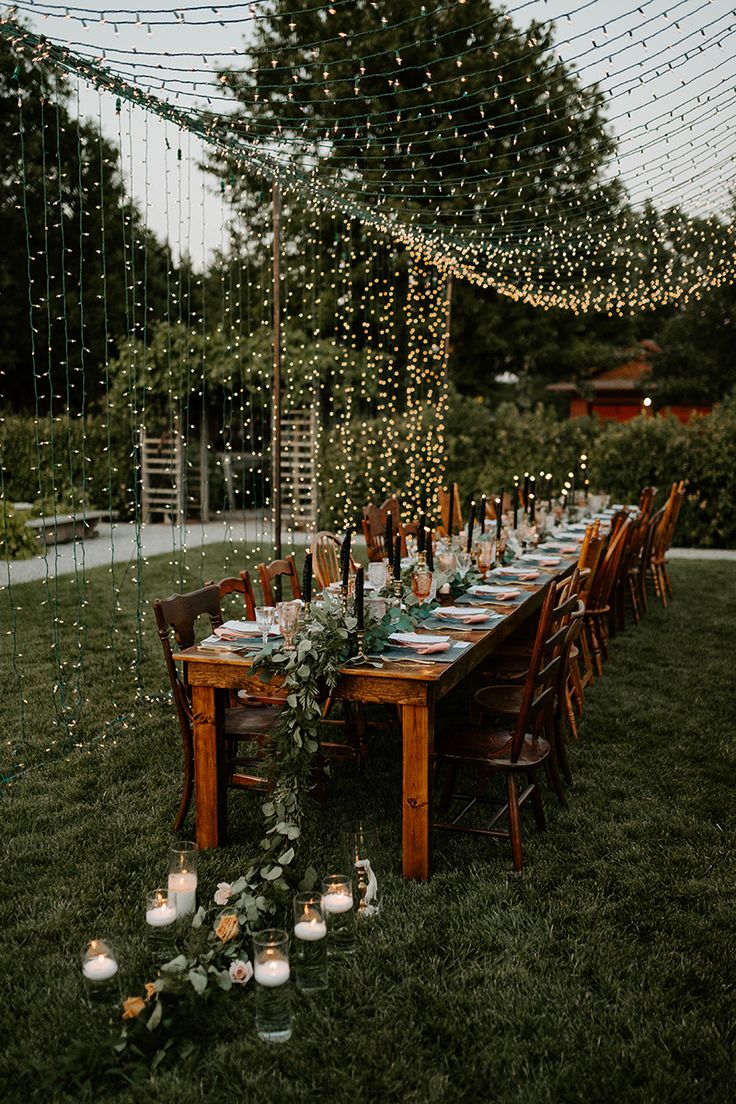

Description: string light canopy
[2,0,736,314]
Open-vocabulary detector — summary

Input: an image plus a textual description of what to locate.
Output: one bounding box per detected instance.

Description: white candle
[146,902,177,928]
[254,958,290,987]
[322,892,353,914]
[83,954,118,982]
[168,872,197,917]
[294,919,327,942]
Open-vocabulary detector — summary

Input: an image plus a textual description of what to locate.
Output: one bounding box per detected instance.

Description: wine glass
[456,551,472,579]
[277,600,301,650]
[255,605,276,648]
[437,551,457,577]
[367,561,387,591]
[411,569,433,605]
[477,540,494,578]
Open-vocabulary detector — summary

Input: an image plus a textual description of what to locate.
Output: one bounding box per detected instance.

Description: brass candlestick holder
[341,583,349,615]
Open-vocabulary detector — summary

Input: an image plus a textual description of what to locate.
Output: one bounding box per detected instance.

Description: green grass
[1,559,734,1103]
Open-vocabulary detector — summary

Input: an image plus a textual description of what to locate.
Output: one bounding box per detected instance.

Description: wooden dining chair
[438,483,463,537]
[205,571,258,620]
[258,554,302,606]
[433,584,558,871]
[582,517,632,676]
[649,482,685,607]
[311,531,359,590]
[152,585,277,831]
[362,503,389,563]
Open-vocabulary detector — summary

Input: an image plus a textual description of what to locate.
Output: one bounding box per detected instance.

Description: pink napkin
[214,626,259,640]
[536,557,561,567]
[498,570,540,582]
[395,640,451,655]
[436,611,488,624]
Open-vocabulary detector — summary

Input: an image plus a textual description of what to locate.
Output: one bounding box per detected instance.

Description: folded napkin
[494,568,540,581]
[214,620,279,640]
[468,585,521,600]
[435,609,489,625]
[522,556,561,567]
[544,543,579,554]
[389,632,450,646]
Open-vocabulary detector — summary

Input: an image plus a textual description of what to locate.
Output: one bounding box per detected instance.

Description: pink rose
[214,882,232,906]
[229,959,253,986]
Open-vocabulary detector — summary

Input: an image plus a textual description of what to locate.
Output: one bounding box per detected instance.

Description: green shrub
[0,505,37,560]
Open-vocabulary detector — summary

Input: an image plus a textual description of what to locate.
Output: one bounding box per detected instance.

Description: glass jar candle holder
[253,929,292,1042]
[168,840,198,919]
[345,823,382,919]
[82,938,120,1006]
[292,892,328,993]
[145,888,178,962]
[321,874,356,955]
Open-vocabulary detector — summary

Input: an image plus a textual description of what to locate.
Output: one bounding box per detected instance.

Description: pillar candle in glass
[321,874,356,954]
[345,823,382,918]
[82,938,120,1005]
[253,929,292,1042]
[168,840,198,918]
[146,888,178,962]
[292,893,328,992]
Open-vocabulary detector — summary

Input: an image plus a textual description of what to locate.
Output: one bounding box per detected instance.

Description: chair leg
[174,735,194,832]
[579,628,595,688]
[438,764,458,815]
[569,658,585,717]
[553,713,572,786]
[528,769,546,831]
[565,685,578,740]
[506,774,524,872]
[662,562,673,601]
[588,620,605,677]
[544,741,568,807]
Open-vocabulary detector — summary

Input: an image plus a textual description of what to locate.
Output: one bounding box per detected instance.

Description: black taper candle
[479,494,487,535]
[417,515,425,553]
[425,528,434,572]
[529,493,536,524]
[495,496,503,541]
[466,500,476,554]
[522,472,530,511]
[529,475,536,515]
[447,483,455,536]
[393,534,402,581]
[302,551,313,604]
[384,512,393,562]
[341,529,352,589]
[513,484,519,530]
[355,566,364,631]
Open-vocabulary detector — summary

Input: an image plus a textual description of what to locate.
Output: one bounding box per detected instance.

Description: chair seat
[437,724,550,769]
[475,683,524,717]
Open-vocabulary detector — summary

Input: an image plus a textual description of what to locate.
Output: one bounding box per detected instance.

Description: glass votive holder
[145,888,178,962]
[168,840,198,919]
[321,874,356,955]
[82,938,121,1006]
[292,892,328,993]
[252,929,292,1043]
[345,823,382,919]
[367,561,387,590]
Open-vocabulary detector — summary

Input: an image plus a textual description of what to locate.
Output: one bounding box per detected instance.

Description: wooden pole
[272,179,282,563]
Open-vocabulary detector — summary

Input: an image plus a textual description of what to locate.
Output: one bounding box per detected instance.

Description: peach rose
[229,959,253,986]
[144,982,157,1002]
[215,912,240,943]
[122,996,146,1020]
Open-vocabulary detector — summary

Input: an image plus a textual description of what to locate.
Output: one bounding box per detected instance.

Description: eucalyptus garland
[113,596,424,1071]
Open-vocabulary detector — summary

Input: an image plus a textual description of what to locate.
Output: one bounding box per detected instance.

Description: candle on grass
[294,919,327,941]
[146,895,177,928]
[82,951,118,981]
[254,957,290,987]
[168,871,197,917]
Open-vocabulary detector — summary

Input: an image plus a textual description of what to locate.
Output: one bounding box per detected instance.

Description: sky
[8,0,736,264]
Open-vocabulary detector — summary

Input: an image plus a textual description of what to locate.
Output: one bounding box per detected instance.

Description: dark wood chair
[649,482,685,607]
[152,585,278,832]
[583,517,632,676]
[438,483,463,537]
[433,583,558,871]
[205,571,258,620]
[258,554,301,606]
[312,531,358,589]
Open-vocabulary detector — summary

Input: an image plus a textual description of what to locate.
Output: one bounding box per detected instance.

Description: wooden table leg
[191,684,226,849]
[401,700,434,881]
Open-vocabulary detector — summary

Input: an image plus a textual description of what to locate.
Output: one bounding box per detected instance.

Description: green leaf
[261,801,275,817]
[261,865,283,881]
[277,846,295,865]
[297,664,311,678]
[191,906,206,930]
[287,693,298,709]
[146,999,163,1032]
[299,865,319,891]
[188,968,208,995]
[230,876,247,894]
[161,955,187,974]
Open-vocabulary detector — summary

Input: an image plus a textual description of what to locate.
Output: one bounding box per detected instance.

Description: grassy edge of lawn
[0,558,734,1104]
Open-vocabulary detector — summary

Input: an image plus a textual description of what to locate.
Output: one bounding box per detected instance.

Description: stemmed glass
[437,551,457,577]
[456,551,472,580]
[477,540,494,578]
[411,568,433,605]
[255,605,276,648]
[277,600,301,650]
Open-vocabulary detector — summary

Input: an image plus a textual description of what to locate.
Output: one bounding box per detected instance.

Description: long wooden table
[175,578,559,880]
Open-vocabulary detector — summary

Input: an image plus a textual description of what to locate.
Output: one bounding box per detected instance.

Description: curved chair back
[258,555,301,606]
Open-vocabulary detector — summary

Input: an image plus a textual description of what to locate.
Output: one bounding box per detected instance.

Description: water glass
[367,561,388,591]
[345,823,382,918]
[321,874,356,955]
[253,929,292,1042]
[437,551,457,576]
[277,600,300,649]
[82,938,121,1006]
[145,888,178,962]
[456,551,472,579]
[168,840,198,918]
[292,893,328,993]
[255,605,276,647]
[477,540,494,577]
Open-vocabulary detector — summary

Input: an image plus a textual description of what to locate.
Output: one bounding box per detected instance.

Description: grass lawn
[1,556,734,1103]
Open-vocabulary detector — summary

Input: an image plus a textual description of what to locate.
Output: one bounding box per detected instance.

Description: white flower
[213,882,232,906]
[439,583,451,594]
[229,959,253,986]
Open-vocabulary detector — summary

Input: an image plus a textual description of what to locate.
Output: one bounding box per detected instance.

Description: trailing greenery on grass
[1,559,734,1102]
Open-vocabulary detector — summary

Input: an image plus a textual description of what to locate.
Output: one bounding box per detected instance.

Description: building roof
[546,342,658,395]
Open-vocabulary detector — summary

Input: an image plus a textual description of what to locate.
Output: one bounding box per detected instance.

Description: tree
[0,30,174,412]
